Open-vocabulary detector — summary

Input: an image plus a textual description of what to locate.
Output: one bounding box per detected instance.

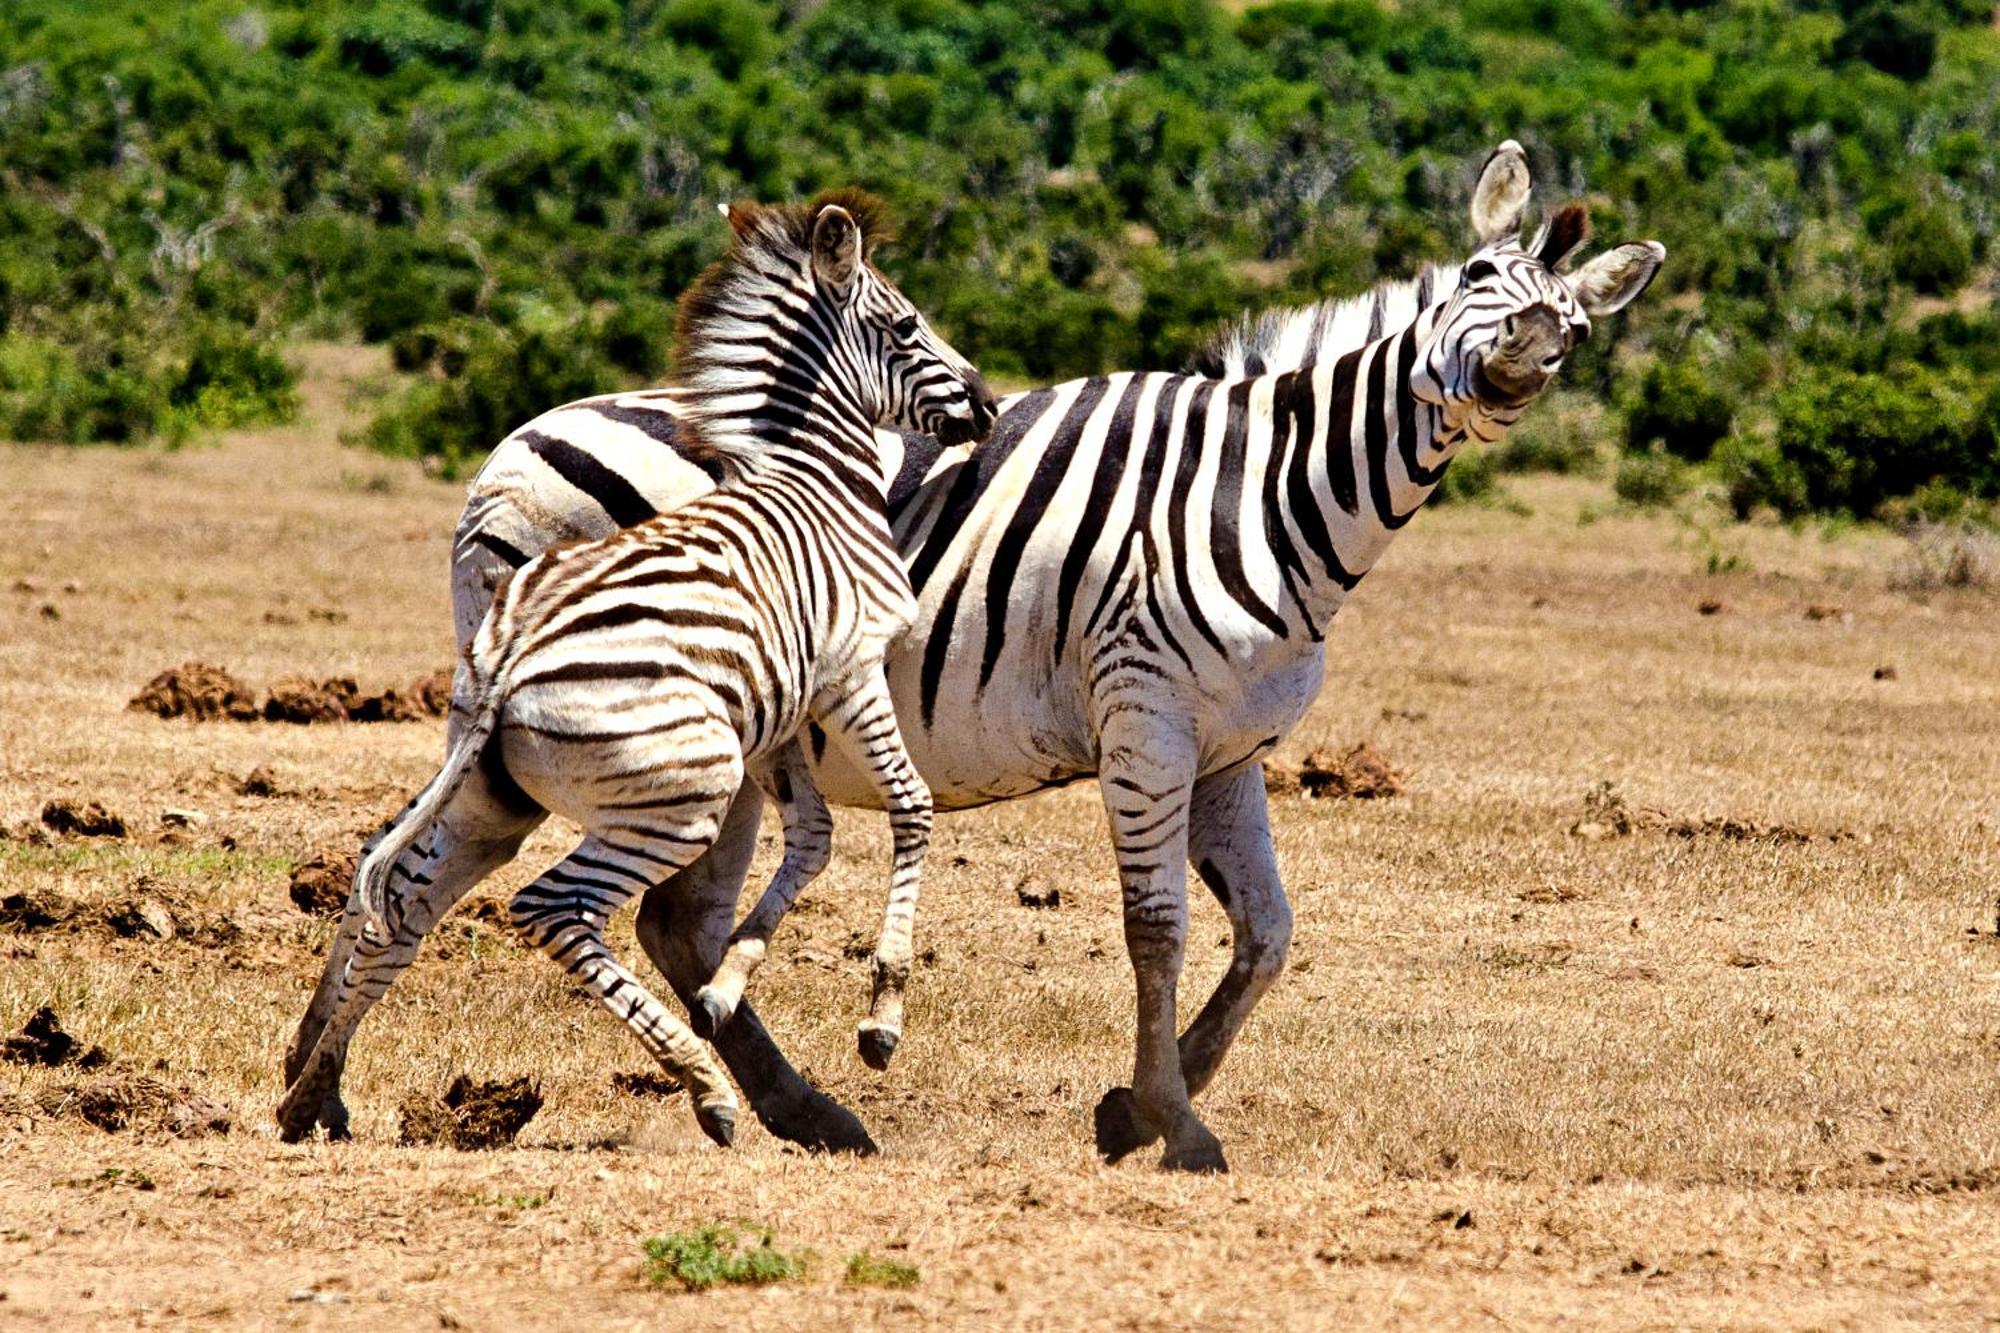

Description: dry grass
[2,345,1999,1328]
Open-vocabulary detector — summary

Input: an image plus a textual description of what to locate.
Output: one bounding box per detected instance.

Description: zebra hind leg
[510,827,741,1147]
[692,743,833,1039]
[633,785,880,1156]
[277,812,533,1143]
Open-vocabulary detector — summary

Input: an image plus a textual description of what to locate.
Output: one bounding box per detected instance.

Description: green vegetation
[641,1222,808,1291]
[1,1,1995,516]
[844,1250,922,1289]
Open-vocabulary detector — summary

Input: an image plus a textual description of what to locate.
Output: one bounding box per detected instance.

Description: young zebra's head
[1413,141,1666,440]
[678,190,998,452]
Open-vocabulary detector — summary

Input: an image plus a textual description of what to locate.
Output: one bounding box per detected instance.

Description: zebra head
[679,191,999,464]
[1412,141,1666,436]
[797,195,999,448]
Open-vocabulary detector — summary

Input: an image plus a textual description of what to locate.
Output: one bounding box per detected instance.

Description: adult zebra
[278,191,997,1145]
[448,144,1665,1171]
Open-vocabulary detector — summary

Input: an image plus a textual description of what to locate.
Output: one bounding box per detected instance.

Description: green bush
[1772,366,1997,516]
[1884,203,1975,295]
[1713,432,1811,519]
[1622,355,1735,461]
[1613,445,1693,509]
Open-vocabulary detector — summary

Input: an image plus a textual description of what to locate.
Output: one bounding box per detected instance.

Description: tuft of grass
[65,1167,155,1191]
[845,1251,921,1289]
[1888,519,1999,594]
[642,1222,808,1292]
[1613,446,1692,511]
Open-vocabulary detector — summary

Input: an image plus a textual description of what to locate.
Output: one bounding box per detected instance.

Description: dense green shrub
[1622,355,1735,461]
[1613,445,1694,510]
[1772,366,1998,516]
[1884,203,1975,294]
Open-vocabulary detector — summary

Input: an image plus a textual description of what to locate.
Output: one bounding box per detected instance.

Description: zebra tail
[354,691,499,936]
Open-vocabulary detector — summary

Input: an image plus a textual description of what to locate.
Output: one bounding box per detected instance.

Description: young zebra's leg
[692,742,833,1039]
[817,671,932,1071]
[282,764,540,1137]
[633,785,880,1155]
[510,823,741,1146]
[277,782,539,1142]
[1091,712,1227,1173]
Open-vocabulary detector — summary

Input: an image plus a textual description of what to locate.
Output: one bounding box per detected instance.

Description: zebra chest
[1194,640,1328,773]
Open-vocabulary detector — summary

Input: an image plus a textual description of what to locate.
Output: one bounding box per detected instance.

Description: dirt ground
[2,346,1997,1330]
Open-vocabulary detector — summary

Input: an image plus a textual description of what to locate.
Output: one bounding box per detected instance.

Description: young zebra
[276,191,997,1146]
[440,144,1666,1169]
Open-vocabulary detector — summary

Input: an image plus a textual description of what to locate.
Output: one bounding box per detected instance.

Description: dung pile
[398,1075,543,1150]
[129,664,454,725]
[1265,743,1404,800]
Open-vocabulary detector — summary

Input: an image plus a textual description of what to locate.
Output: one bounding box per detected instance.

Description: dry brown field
[2,347,1998,1329]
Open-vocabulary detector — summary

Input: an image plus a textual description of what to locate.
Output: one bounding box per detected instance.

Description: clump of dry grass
[1888,519,1999,593]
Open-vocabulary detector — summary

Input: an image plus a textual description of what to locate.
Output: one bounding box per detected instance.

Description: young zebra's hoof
[695,1101,737,1148]
[856,1024,899,1071]
[690,988,734,1041]
[274,1088,321,1145]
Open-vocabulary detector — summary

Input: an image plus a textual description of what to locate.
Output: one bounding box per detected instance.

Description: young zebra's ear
[1471,140,1531,246]
[811,204,863,296]
[1571,241,1667,316]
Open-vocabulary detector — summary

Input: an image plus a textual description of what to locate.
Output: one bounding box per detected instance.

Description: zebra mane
[1189,261,1465,380]
[672,188,893,395]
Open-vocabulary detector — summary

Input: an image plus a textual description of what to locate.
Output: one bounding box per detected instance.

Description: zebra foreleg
[632,785,880,1156]
[816,672,932,1072]
[509,830,740,1147]
[1092,712,1228,1173]
[693,743,833,1038]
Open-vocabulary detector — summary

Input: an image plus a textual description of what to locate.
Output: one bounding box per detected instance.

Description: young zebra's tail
[353,688,500,935]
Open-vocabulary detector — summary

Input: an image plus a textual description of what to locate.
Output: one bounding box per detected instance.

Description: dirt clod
[610,1071,683,1100]
[42,1074,233,1137]
[263,675,356,724]
[128,662,260,722]
[0,891,71,932]
[1265,743,1403,800]
[398,1075,542,1150]
[1873,665,1898,681]
[2,1008,109,1069]
[1015,879,1061,910]
[1803,603,1849,623]
[288,852,355,917]
[40,799,126,839]
[1697,598,1725,615]
[237,766,280,797]
[1569,782,1634,841]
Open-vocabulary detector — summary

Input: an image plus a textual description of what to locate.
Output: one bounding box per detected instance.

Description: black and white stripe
[277,191,997,1147]
[438,144,1666,1166]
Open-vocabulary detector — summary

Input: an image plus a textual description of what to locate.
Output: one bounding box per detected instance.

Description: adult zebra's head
[1413,141,1666,438]
[680,190,998,454]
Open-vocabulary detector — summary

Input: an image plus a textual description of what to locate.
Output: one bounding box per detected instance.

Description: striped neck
[1269,302,1506,634]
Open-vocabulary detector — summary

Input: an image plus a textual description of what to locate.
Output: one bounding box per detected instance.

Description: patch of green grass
[472,1191,549,1210]
[641,1222,808,1292]
[64,1167,155,1191]
[0,840,291,879]
[845,1251,921,1289]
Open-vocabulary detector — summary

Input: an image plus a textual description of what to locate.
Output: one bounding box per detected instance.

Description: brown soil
[287,850,356,917]
[127,661,261,722]
[1265,742,1404,799]
[609,1070,684,1100]
[2,1007,109,1069]
[39,1073,234,1138]
[398,1075,544,1150]
[40,798,126,838]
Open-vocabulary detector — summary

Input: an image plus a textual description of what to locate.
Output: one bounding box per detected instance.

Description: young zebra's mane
[1189,261,1465,380]
[667,188,895,466]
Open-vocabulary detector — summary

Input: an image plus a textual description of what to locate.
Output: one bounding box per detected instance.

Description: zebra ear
[1471,140,1530,246]
[811,204,863,296]
[1532,202,1591,271]
[1571,241,1666,316]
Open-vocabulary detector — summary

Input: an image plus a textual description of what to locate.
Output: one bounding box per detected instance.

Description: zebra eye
[892,315,920,338]
[1463,260,1497,284]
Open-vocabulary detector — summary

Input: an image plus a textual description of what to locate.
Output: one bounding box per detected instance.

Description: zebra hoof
[856,1025,899,1072]
[696,1102,737,1148]
[1092,1087,1152,1165]
[690,989,733,1041]
[1161,1135,1229,1175]
[275,1091,319,1145]
[761,1091,879,1157]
